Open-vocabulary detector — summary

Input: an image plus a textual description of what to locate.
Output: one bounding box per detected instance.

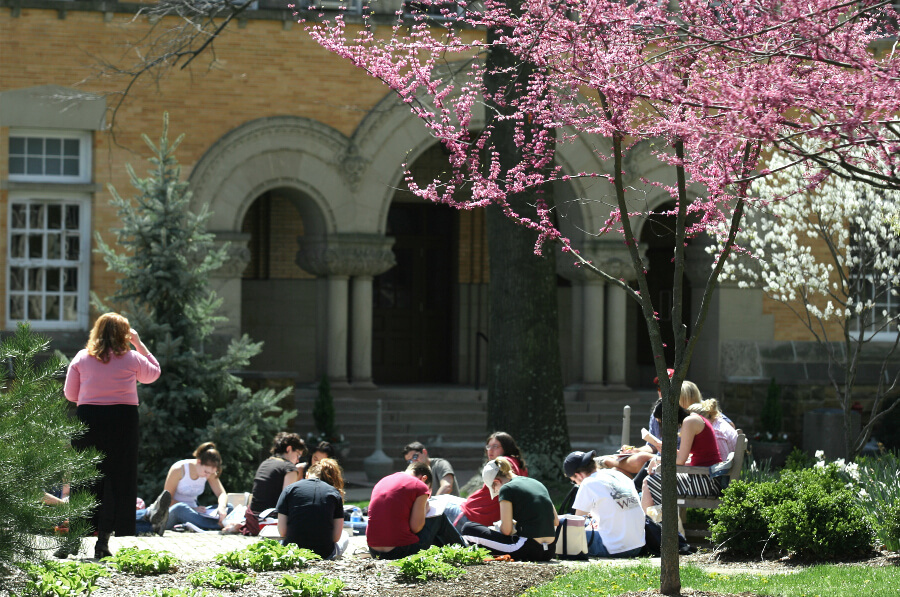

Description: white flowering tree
[719,154,900,458]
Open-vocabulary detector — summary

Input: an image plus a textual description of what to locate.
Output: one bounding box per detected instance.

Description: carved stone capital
[297,234,396,277]
[336,144,369,191]
[210,232,252,278]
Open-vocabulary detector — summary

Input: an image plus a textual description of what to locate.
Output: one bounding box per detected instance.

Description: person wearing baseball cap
[565,450,645,558]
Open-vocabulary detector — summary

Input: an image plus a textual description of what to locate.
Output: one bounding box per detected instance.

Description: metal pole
[621,405,631,447]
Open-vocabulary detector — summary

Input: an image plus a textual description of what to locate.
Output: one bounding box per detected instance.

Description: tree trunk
[483,12,570,482]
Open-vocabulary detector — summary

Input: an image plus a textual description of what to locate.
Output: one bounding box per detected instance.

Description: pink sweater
[64,349,161,406]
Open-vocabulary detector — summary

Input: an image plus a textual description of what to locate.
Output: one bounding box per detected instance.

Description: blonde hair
[679,381,703,409]
[689,398,722,421]
[493,456,516,482]
[193,442,222,473]
[308,458,345,497]
[87,313,131,363]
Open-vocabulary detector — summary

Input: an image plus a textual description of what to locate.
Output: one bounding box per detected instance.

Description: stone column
[350,275,375,387]
[209,232,252,340]
[326,275,350,386]
[684,240,720,395]
[605,285,629,388]
[581,279,606,387]
[297,234,396,387]
[596,244,638,389]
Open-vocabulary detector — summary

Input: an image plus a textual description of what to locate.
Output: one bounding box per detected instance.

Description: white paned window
[8,130,91,183]
[7,195,91,329]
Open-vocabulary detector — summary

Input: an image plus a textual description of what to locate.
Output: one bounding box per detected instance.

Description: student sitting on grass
[277,458,350,559]
[366,461,464,559]
[459,457,558,562]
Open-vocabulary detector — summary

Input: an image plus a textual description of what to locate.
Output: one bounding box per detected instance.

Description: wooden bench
[676,431,748,511]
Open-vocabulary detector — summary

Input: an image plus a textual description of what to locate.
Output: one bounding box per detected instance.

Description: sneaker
[146,490,172,536]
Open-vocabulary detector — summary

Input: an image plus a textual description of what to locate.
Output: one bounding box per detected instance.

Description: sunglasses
[406,452,421,463]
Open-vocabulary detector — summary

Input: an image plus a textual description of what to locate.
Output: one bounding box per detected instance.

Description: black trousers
[460,522,555,562]
[72,404,139,537]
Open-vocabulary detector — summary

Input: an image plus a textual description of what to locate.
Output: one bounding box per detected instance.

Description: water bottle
[350,507,362,524]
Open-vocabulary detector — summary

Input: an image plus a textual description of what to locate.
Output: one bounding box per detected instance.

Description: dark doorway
[372,202,456,383]
[635,208,692,384]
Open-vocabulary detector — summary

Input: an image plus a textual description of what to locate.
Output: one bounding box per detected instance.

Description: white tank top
[172,459,208,507]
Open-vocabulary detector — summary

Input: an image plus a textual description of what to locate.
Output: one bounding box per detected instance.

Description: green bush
[392,545,490,582]
[146,590,213,597]
[856,451,900,551]
[714,458,877,559]
[23,560,109,597]
[187,566,255,590]
[0,325,101,572]
[94,115,290,496]
[277,572,345,597]
[215,539,320,572]
[883,502,900,553]
[778,465,848,494]
[710,480,785,556]
[103,547,180,575]
[784,447,814,471]
[768,484,874,559]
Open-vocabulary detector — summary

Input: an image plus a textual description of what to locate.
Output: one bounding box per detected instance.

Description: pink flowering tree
[297,0,899,589]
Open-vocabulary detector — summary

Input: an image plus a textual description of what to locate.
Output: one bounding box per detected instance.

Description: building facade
[2,2,897,452]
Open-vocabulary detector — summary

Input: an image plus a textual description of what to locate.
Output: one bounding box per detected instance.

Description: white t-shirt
[572,469,645,555]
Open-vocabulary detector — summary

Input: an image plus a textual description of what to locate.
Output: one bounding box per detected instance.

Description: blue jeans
[442,502,471,533]
[135,503,234,533]
[166,502,233,530]
[369,515,464,559]
[588,532,643,558]
[135,509,153,534]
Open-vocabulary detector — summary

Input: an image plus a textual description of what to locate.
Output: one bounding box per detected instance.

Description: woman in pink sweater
[65,313,160,558]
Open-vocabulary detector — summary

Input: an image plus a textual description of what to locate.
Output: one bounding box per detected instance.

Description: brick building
[2,1,897,460]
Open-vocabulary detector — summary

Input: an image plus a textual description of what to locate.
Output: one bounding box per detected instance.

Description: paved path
[64,530,372,562]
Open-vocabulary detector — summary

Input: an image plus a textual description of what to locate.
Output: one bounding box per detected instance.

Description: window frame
[848,224,900,343]
[7,129,92,184]
[6,192,92,331]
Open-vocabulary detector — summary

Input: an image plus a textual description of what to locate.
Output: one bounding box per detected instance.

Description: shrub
[710,480,785,557]
[23,560,109,597]
[768,484,874,559]
[277,572,345,597]
[883,502,900,553]
[392,545,490,582]
[857,451,900,551]
[187,566,255,590]
[419,544,490,567]
[94,115,291,496]
[215,539,320,571]
[784,447,814,471]
[778,465,848,495]
[146,590,212,597]
[0,324,101,572]
[103,547,180,575]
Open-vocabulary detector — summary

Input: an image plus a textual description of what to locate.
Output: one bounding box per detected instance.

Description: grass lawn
[523,561,900,597]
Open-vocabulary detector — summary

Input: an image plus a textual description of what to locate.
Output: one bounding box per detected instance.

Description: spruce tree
[0,324,100,569]
[94,114,291,496]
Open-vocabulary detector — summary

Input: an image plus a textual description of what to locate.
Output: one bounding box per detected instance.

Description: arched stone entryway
[187,95,667,389]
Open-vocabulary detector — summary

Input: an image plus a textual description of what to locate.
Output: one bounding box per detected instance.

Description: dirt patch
[0,558,564,597]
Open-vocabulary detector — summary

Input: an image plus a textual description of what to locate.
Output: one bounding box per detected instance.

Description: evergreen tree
[95,114,291,497]
[0,324,100,570]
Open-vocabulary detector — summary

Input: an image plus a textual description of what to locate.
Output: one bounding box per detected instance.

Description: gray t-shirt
[429,457,459,496]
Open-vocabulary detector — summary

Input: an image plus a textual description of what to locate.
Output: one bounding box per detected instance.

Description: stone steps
[293,385,659,471]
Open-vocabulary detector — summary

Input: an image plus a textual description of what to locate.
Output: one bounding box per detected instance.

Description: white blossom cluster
[712,152,900,337]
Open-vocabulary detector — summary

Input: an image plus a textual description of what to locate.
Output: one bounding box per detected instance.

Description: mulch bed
[2,549,897,597]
